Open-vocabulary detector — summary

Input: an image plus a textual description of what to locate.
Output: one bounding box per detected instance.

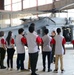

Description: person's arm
[50,38,55,52]
[50,38,53,47]
[62,44,65,54]
[36,36,42,45]
[1,39,6,50]
[41,38,43,52]
[11,38,15,49]
[62,38,66,54]
[21,37,27,46]
[36,36,42,50]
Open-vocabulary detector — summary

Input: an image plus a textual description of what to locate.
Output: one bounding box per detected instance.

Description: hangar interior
[0,0,74,75]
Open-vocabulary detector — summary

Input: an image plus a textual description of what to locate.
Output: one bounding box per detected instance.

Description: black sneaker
[1,66,6,69]
[61,69,65,73]
[53,69,58,73]
[42,68,45,72]
[31,73,39,75]
[35,73,39,75]
[48,69,52,72]
[35,69,38,71]
[17,68,20,71]
[21,69,29,71]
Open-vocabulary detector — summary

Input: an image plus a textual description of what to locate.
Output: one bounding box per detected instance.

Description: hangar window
[12,0,21,3]
[23,0,30,9]
[12,2,21,11]
[4,0,11,5]
[38,0,52,6]
[5,5,11,10]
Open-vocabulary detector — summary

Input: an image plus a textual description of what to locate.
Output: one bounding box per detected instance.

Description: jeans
[29,52,38,75]
[7,48,15,68]
[42,51,52,70]
[0,48,6,68]
[17,53,25,70]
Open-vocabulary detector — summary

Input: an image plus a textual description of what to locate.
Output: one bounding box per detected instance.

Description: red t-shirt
[11,38,15,44]
[21,37,27,44]
[1,38,6,44]
[36,36,42,44]
[51,38,66,45]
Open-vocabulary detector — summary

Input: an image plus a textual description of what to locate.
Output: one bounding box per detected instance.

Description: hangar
[0,0,74,75]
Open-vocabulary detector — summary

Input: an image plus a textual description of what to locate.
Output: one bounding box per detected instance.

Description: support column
[51,0,56,17]
[21,0,23,11]
[0,0,4,10]
[36,0,38,18]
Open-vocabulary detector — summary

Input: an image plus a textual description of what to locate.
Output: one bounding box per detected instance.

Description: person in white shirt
[0,31,6,69]
[6,31,15,70]
[28,23,37,70]
[42,29,52,72]
[15,28,27,71]
[26,23,42,75]
[53,28,66,73]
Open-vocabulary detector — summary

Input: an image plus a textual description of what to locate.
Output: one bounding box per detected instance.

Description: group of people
[0,31,15,70]
[0,23,66,75]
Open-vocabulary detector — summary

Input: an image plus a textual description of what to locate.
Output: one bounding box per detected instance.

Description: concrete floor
[0,47,74,75]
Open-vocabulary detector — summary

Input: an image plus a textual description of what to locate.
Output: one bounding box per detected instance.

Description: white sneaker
[6,67,9,70]
[10,68,13,71]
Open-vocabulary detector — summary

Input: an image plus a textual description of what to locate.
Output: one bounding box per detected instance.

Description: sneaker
[42,68,45,72]
[48,69,52,72]
[28,68,30,70]
[53,69,58,73]
[31,73,39,75]
[6,67,9,70]
[1,66,6,69]
[17,68,19,71]
[21,69,29,71]
[61,69,65,73]
[10,68,13,71]
[35,73,39,75]
[35,69,38,71]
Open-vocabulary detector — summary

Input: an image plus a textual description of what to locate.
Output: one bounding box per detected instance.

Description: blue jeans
[42,51,52,70]
[17,53,25,70]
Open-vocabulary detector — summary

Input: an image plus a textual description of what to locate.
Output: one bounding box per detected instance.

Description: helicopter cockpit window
[37,30,40,34]
[62,27,72,42]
